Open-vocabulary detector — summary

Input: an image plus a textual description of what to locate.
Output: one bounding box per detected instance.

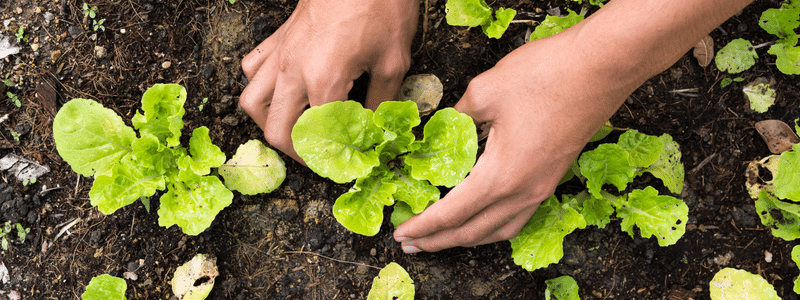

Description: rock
[730,205,757,227]
[214,95,235,115]
[94,46,107,60]
[200,64,214,80]
[222,114,240,126]
[269,199,298,221]
[68,26,83,39]
[161,61,171,69]
[14,123,30,136]
[89,230,103,246]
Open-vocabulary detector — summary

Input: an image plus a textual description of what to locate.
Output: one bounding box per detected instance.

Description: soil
[0,0,798,299]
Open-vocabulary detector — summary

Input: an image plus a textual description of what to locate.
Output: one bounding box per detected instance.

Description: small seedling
[22,177,36,186]
[83,3,98,19]
[445,0,517,38]
[7,92,21,107]
[93,19,105,32]
[720,77,744,88]
[2,75,13,87]
[0,221,28,251]
[15,27,27,43]
[9,130,20,142]
[227,0,236,4]
[198,97,208,111]
[15,223,29,244]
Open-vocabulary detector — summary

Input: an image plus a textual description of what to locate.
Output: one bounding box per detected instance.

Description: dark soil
[0,0,798,299]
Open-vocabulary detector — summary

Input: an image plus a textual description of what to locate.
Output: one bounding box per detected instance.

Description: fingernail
[402,245,421,254]
[395,236,410,243]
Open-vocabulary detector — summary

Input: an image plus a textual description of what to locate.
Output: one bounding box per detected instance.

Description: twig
[690,153,717,175]
[284,250,380,270]
[54,218,81,242]
[669,88,700,98]
[509,20,537,24]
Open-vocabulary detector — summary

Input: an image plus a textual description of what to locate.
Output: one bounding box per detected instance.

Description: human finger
[364,56,409,109]
[453,75,496,124]
[263,75,308,162]
[239,54,279,130]
[242,32,282,80]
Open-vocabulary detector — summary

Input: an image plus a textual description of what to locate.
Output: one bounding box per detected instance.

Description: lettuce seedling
[292,100,477,236]
[710,268,780,300]
[53,84,285,235]
[511,130,687,271]
[545,275,580,300]
[82,274,127,300]
[367,262,414,300]
[445,0,517,38]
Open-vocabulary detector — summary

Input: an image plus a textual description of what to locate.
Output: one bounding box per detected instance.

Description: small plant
[22,177,36,186]
[9,130,20,142]
[7,91,20,107]
[545,276,579,300]
[291,100,477,236]
[93,19,105,32]
[53,84,286,235]
[716,0,800,74]
[367,263,414,300]
[719,76,744,88]
[227,0,236,4]
[529,9,586,42]
[198,97,208,111]
[511,130,687,271]
[15,27,27,43]
[445,0,517,38]
[82,274,127,300]
[709,268,780,299]
[793,245,800,294]
[0,221,29,251]
[83,3,98,19]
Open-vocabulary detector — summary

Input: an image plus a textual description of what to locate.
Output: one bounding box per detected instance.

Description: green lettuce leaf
[89,156,164,214]
[759,7,799,46]
[390,201,416,228]
[573,191,614,229]
[219,140,286,195]
[715,39,758,74]
[177,127,226,181]
[768,43,800,75]
[710,268,780,300]
[367,262,414,300]
[755,190,800,240]
[332,169,397,236]
[615,187,688,246]
[405,108,477,187]
[544,275,580,300]
[374,101,420,159]
[53,98,136,177]
[158,176,234,235]
[641,134,685,194]
[292,101,384,184]
[132,84,187,147]
[510,195,586,271]
[131,133,177,176]
[481,7,516,39]
[775,143,800,201]
[529,9,584,41]
[445,0,492,27]
[81,274,127,300]
[618,130,664,168]
[578,144,637,198]
[387,166,439,214]
[793,245,800,294]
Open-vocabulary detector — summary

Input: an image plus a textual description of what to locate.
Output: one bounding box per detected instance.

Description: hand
[393,27,640,253]
[240,0,418,162]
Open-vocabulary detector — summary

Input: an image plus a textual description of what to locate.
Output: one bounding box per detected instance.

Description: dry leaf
[755,119,800,153]
[693,35,714,67]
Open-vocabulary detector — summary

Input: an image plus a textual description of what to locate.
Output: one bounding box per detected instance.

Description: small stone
[161,61,171,69]
[765,250,773,263]
[462,43,471,49]
[120,28,126,34]
[68,26,83,39]
[94,46,107,60]
[221,114,240,126]
[30,43,40,52]
[89,33,97,41]
[123,271,138,281]
[200,64,214,80]
[370,248,377,256]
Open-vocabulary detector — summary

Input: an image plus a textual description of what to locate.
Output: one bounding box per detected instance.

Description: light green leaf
[775,143,800,201]
[529,9,584,41]
[715,39,758,74]
[641,134,685,194]
[578,143,637,198]
[177,127,226,181]
[219,140,286,195]
[445,0,492,27]
[588,121,613,142]
[158,176,234,235]
[387,166,439,214]
[391,201,416,228]
[132,84,187,147]
[618,129,664,168]
[481,7,516,39]
[710,268,780,300]
[172,254,218,300]
[743,81,777,113]
[131,133,177,176]
[759,8,799,46]
[755,190,800,240]
[374,101,420,158]
[616,187,688,246]
[53,98,136,177]
[577,192,614,229]
[544,275,580,300]
[333,171,397,236]
[768,43,800,75]
[405,108,477,187]
[89,156,164,215]
[367,262,414,300]
[81,274,127,300]
[510,195,586,271]
[793,245,800,294]
[292,101,384,184]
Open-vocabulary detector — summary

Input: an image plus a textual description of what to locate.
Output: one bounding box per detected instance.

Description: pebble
[161,61,171,69]
[765,250,773,263]
[94,46,106,59]
[50,50,62,64]
[30,43,40,52]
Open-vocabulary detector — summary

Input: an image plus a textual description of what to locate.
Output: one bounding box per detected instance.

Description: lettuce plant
[752,119,800,241]
[367,263,414,300]
[545,275,579,300]
[53,84,285,235]
[82,274,127,300]
[710,268,780,300]
[716,0,800,74]
[445,0,517,38]
[793,245,800,294]
[291,100,477,236]
[511,130,687,271]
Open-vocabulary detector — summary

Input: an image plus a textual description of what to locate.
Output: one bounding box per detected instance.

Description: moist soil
[0,0,798,299]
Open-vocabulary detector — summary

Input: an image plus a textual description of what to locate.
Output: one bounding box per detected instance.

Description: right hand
[240,0,419,162]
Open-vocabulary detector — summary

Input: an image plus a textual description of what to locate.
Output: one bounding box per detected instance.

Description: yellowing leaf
[219,140,286,195]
